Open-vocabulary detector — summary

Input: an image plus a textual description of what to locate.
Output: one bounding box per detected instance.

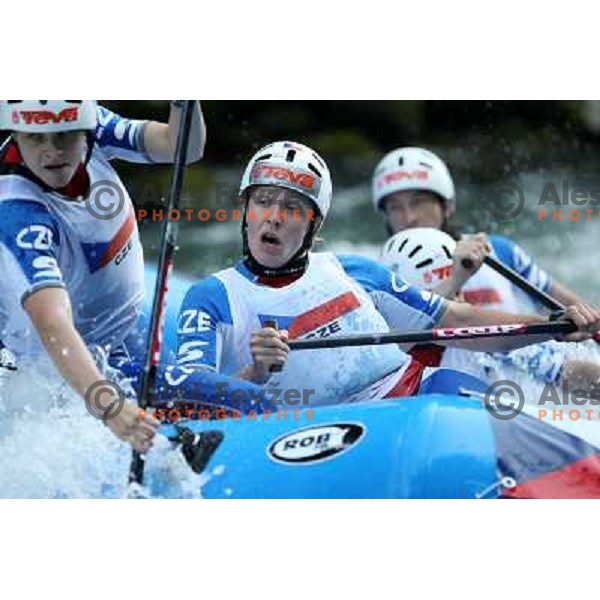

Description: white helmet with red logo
[239,141,332,219]
[381,227,457,291]
[0,101,97,133]
[372,147,455,214]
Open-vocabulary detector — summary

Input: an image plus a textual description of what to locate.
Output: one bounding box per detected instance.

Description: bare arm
[550,280,584,307]
[24,287,104,397]
[143,101,206,164]
[24,287,157,451]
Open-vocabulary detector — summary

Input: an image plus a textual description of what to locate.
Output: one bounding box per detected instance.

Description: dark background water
[3,101,599,299]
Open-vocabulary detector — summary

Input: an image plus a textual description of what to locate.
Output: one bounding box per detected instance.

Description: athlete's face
[246,186,317,269]
[383,190,447,233]
[15,131,87,189]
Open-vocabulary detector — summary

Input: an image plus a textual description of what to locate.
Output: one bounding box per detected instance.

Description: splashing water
[0,363,205,499]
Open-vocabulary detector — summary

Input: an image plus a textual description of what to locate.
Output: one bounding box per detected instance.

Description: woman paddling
[171,141,600,410]
[372,146,600,387]
[0,100,205,452]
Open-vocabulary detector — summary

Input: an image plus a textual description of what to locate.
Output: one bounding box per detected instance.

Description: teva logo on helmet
[377,169,429,189]
[423,264,454,285]
[268,423,365,465]
[15,107,80,126]
[250,164,316,191]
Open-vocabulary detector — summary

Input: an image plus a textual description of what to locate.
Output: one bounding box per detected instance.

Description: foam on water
[0,365,205,499]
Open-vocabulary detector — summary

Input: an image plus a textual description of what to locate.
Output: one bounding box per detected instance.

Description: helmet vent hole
[311,153,325,168]
[256,154,273,162]
[286,149,296,162]
[418,161,433,170]
[416,258,433,269]
[308,163,322,179]
[396,238,408,254]
[397,157,404,166]
[442,245,453,259]
[408,245,423,258]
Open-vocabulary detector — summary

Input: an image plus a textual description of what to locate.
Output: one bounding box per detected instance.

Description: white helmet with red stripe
[372,147,456,214]
[239,141,332,219]
[381,227,457,291]
[0,101,97,133]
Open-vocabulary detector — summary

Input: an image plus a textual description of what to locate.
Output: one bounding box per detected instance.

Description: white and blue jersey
[461,235,552,313]
[0,105,151,360]
[174,252,447,407]
[443,235,565,383]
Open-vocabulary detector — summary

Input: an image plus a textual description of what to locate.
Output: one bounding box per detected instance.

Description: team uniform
[174,252,457,407]
[442,235,566,383]
[0,106,151,366]
[382,228,566,384]
[373,147,567,385]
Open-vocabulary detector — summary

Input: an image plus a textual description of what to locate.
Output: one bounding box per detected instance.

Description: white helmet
[381,227,456,291]
[0,101,97,133]
[372,147,455,214]
[239,141,332,219]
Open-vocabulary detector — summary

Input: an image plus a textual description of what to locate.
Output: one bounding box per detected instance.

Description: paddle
[128,101,195,489]
[288,320,577,351]
[461,254,600,344]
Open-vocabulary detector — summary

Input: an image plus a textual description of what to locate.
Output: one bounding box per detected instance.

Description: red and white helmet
[372,147,455,214]
[0,101,97,133]
[381,227,456,291]
[239,141,332,219]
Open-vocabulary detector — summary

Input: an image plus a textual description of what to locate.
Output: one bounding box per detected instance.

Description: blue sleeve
[176,275,233,371]
[114,356,274,415]
[94,105,153,164]
[337,254,448,330]
[490,235,552,293]
[0,200,64,304]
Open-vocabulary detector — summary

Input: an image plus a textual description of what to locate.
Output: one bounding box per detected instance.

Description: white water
[0,361,206,499]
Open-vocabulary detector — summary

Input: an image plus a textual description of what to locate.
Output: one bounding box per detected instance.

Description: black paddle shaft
[289,320,577,351]
[129,101,195,487]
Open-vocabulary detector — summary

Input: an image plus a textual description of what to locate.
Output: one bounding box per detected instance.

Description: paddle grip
[264,319,283,373]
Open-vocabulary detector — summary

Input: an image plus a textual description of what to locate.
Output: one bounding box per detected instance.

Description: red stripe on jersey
[463,288,503,305]
[383,360,425,398]
[289,292,360,339]
[98,209,136,268]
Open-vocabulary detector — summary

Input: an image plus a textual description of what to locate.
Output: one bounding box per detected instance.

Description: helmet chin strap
[241,202,319,278]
